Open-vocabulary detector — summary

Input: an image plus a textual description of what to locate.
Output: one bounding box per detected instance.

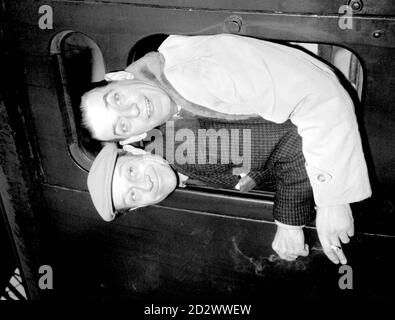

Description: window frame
[50,30,106,171]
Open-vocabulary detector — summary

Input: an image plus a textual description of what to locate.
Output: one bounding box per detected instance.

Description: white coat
[156,34,371,206]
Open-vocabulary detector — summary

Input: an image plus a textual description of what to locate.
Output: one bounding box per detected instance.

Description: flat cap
[87,143,118,222]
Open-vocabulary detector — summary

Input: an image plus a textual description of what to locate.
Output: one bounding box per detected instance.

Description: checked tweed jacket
[148,113,314,226]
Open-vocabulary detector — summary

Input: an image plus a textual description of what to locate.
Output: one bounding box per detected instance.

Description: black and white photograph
[0,0,394,312]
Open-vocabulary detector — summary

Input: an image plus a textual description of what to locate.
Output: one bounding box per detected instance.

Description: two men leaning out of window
[81,34,371,265]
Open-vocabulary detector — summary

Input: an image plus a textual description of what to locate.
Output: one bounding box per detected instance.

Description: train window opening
[52,32,364,197]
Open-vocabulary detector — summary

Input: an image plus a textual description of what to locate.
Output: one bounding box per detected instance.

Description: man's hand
[272,221,309,261]
[316,204,354,265]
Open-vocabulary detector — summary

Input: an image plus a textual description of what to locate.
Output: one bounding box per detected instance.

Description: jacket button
[317,174,326,182]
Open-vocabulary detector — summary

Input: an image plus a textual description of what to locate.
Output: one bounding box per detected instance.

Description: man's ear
[120,132,148,146]
[122,144,147,156]
[104,71,134,81]
[128,206,141,212]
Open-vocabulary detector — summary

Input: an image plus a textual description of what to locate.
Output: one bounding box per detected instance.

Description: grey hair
[79,80,110,137]
[80,93,92,132]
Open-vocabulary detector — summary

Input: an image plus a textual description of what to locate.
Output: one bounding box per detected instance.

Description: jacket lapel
[125,52,257,120]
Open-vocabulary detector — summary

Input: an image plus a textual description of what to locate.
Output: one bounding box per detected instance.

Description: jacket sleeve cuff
[275,220,304,229]
[315,204,351,216]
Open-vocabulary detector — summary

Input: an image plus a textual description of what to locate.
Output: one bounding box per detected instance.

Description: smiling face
[112,153,177,211]
[81,80,178,141]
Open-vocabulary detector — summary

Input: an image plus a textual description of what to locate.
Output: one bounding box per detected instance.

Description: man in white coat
[81,34,372,265]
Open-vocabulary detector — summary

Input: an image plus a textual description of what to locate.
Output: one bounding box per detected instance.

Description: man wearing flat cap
[90,114,319,262]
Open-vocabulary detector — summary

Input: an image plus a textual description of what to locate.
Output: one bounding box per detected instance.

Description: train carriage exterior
[1,0,395,301]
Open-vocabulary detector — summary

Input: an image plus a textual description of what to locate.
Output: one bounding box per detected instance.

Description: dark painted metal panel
[42,185,395,300]
[6,1,395,52]
[53,0,395,16]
